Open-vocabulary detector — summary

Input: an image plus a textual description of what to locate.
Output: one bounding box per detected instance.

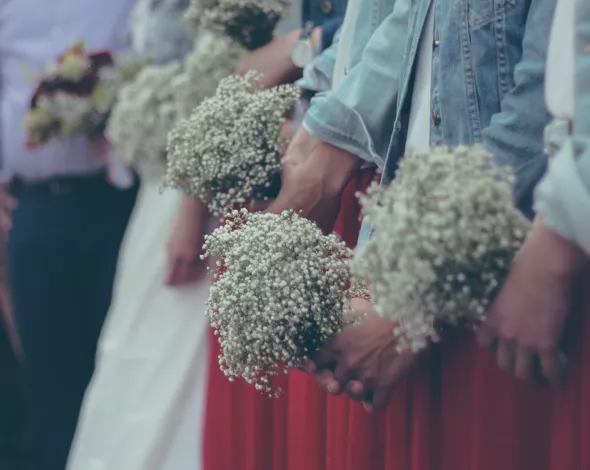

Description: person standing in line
[0,1,138,468]
[479,0,590,467]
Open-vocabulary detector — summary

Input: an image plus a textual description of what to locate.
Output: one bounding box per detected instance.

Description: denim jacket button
[321,0,333,15]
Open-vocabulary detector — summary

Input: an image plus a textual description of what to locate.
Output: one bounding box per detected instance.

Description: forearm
[303,0,409,167]
[481,0,556,217]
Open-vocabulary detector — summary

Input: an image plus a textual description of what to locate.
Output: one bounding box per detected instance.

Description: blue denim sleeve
[296,29,340,93]
[534,0,590,255]
[303,0,410,168]
[481,0,556,215]
[321,17,343,50]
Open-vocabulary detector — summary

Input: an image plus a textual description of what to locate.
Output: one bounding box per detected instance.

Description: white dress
[67,2,209,469]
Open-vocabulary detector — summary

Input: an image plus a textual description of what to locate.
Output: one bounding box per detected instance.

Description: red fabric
[548,271,590,470]
[202,168,569,470]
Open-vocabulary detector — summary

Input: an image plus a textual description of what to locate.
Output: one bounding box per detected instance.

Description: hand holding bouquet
[163,72,299,215]
[352,146,531,352]
[24,41,140,148]
[203,209,369,395]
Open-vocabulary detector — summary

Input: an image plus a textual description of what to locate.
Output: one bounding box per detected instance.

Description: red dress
[548,271,590,470]
[203,168,558,470]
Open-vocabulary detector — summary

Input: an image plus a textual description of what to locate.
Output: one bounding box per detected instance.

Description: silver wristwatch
[291,21,316,68]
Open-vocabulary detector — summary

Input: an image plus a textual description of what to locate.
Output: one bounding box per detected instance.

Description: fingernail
[351,382,363,395]
[362,402,374,413]
[327,382,339,394]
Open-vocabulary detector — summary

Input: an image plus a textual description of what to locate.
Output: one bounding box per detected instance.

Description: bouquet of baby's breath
[176,35,247,117]
[163,71,299,215]
[185,0,290,49]
[106,62,185,178]
[204,209,369,395]
[352,145,531,352]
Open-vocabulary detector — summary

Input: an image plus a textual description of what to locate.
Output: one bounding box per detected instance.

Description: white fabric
[0,0,135,182]
[405,4,434,154]
[67,183,210,470]
[545,0,575,120]
[332,0,361,87]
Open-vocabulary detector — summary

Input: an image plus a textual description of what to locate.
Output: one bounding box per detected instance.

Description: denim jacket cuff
[534,138,590,256]
[303,93,384,168]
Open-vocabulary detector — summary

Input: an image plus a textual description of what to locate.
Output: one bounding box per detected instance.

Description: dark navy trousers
[6,175,137,470]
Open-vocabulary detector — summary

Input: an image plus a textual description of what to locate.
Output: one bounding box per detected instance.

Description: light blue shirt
[0,0,136,182]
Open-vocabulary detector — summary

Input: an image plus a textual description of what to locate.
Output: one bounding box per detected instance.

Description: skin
[237,27,323,89]
[478,221,589,387]
[165,196,208,286]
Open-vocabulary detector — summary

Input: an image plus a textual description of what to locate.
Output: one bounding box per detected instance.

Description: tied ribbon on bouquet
[202,209,370,396]
[22,41,141,188]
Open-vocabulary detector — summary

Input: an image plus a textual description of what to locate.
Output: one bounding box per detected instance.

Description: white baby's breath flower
[107,62,185,179]
[163,71,299,215]
[179,35,247,116]
[185,0,290,49]
[352,145,531,352]
[204,209,363,395]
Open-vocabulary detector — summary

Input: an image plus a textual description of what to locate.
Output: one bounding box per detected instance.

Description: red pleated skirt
[202,169,587,470]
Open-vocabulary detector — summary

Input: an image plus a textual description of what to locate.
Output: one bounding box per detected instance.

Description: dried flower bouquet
[352,146,531,352]
[203,209,369,395]
[163,72,299,215]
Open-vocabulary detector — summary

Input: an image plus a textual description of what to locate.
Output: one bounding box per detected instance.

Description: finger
[0,194,16,211]
[477,324,499,351]
[539,350,564,388]
[310,343,337,369]
[0,213,12,233]
[333,359,358,384]
[514,346,535,382]
[301,358,316,374]
[372,380,394,410]
[497,340,516,375]
[315,369,341,395]
[343,380,365,401]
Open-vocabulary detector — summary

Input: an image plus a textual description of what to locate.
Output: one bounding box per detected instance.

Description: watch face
[291,40,314,68]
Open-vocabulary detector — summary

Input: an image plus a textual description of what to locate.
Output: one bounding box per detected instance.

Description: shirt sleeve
[296,28,340,93]
[481,0,555,217]
[303,0,411,167]
[534,1,590,255]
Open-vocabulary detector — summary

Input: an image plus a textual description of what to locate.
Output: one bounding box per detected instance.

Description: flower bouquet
[203,209,369,395]
[163,71,299,215]
[185,0,291,49]
[171,35,247,120]
[106,62,185,178]
[23,41,140,148]
[352,146,531,352]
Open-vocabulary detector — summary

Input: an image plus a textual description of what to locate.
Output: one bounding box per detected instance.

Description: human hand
[88,135,110,163]
[0,184,16,233]
[166,197,208,286]
[237,29,302,88]
[478,221,588,387]
[266,128,362,234]
[308,298,418,410]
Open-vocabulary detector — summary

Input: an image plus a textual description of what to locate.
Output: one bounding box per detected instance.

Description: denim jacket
[534,0,590,255]
[306,0,556,216]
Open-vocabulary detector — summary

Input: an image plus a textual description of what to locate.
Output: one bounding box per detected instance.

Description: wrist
[308,142,362,199]
[534,222,589,275]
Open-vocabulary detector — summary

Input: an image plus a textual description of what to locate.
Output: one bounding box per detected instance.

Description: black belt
[10,171,118,198]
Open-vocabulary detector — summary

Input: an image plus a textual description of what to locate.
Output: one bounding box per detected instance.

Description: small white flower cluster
[353,145,531,352]
[106,62,185,178]
[163,71,299,215]
[179,35,247,116]
[185,0,290,49]
[204,209,360,395]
